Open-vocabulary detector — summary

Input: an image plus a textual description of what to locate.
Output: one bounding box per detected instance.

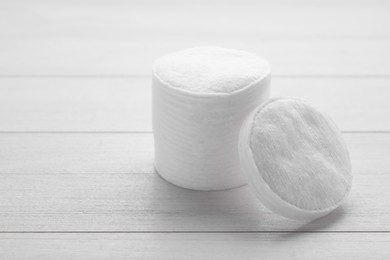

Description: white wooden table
[0,0,389,259]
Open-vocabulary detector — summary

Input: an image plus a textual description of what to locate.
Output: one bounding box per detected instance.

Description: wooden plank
[0,78,388,132]
[1,39,389,76]
[0,233,389,259]
[0,133,389,232]
[2,133,388,174]
[1,1,389,76]
[0,78,152,132]
[1,1,389,41]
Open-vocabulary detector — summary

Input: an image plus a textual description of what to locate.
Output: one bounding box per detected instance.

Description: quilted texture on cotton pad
[239,97,352,220]
[153,46,270,94]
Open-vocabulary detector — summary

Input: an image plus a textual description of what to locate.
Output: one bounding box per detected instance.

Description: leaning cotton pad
[239,97,352,220]
[152,46,271,190]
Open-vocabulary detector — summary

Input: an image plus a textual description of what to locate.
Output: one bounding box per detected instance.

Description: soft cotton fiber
[153,46,270,94]
[239,97,352,220]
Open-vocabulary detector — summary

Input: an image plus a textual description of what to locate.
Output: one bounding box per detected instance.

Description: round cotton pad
[239,97,352,220]
[154,46,270,94]
[153,46,271,190]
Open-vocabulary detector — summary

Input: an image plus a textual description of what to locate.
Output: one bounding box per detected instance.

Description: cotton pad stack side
[152,46,271,190]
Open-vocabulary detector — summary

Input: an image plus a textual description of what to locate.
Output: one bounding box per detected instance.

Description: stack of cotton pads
[153,46,271,190]
[152,47,352,220]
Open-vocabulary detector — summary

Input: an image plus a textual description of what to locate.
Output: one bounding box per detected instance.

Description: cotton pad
[239,97,352,220]
[152,46,271,190]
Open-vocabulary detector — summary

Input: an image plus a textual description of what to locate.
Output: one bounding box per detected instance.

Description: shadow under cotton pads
[152,46,271,190]
[239,98,352,220]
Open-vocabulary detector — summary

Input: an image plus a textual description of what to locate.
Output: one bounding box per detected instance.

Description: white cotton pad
[239,97,352,220]
[152,46,271,190]
[154,47,270,93]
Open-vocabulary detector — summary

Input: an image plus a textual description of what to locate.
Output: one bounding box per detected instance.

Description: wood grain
[0,133,389,232]
[0,77,389,132]
[1,0,389,258]
[0,233,389,260]
[1,0,389,41]
[1,39,389,76]
[1,0,389,76]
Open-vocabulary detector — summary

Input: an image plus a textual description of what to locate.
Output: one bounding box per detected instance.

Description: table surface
[1,0,390,259]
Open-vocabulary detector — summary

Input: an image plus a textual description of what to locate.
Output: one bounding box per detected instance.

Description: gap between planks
[0,231,390,234]
[1,75,390,78]
[0,131,389,134]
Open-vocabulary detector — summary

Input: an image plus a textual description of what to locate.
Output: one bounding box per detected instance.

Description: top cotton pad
[153,46,270,94]
[152,46,271,190]
[238,97,352,220]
